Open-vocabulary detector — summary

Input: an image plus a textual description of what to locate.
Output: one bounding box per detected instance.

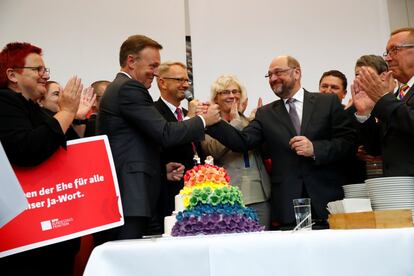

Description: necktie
[287,98,300,135]
[176,107,199,163]
[398,84,409,100]
[176,107,183,121]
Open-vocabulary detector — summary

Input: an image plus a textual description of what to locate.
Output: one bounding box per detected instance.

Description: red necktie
[176,107,199,160]
[176,107,183,121]
[398,84,409,100]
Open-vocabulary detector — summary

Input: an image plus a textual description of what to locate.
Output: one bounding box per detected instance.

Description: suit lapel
[301,90,316,135]
[273,99,297,136]
[156,98,177,122]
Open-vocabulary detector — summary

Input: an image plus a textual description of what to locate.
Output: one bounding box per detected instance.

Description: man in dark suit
[352,27,414,176]
[96,35,220,242]
[319,70,367,183]
[154,61,204,221]
[207,55,356,229]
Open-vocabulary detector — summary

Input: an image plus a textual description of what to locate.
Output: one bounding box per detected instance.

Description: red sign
[0,136,123,257]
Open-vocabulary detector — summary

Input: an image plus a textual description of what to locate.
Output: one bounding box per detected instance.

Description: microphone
[184,90,194,102]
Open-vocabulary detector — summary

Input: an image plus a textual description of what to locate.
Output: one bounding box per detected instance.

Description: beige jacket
[202,115,271,205]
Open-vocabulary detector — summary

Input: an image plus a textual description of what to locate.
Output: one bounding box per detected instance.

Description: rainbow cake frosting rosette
[171,164,264,236]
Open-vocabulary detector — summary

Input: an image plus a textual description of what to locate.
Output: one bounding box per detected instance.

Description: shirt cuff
[354,113,371,123]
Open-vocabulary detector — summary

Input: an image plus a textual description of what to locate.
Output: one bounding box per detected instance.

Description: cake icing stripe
[169,162,264,237]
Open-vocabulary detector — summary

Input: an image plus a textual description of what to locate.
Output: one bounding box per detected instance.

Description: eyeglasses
[265,67,294,78]
[162,77,192,85]
[217,89,241,96]
[383,44,414,57]
[13,66,50,76]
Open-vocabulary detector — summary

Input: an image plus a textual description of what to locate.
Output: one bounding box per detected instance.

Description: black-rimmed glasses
[13,66,50,76]
[383,44,414,57]
[162,77,192,85]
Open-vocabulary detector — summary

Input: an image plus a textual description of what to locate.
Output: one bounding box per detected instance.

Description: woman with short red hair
[0,42,83,275]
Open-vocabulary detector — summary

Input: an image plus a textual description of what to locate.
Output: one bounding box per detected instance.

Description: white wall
[0,0,187,98]
[0,0,402,111]
[189,0,390,113]
[387,0,414,30]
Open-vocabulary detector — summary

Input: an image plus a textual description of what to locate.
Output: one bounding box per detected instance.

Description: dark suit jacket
[0,88,66,166]
[84,113,97,137]
[207,90,356,224]
[42,108,80,141]
[154,98,205,217]
[343,105,367,183]
[98,73,205,217]
[359,85,414,176]
[0,88,79,275]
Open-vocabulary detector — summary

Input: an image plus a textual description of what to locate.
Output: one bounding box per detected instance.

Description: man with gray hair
[352,27,414,176]
[207,55,356,229]
[154,61,204,222]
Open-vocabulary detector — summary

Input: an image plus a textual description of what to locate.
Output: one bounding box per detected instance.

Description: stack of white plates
[365,176,414,221]
[343,183,368,199]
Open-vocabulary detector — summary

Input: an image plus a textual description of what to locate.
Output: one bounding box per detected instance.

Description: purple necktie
[287,98,300,135]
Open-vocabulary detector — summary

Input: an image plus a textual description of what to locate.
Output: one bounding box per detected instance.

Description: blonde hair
[210,74,247,103]
[157,61,187,77]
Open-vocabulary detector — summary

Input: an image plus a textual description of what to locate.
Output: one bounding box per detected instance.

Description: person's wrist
[72,118,88,125]
[58,109,77,117]
[75,116,87,120]
[356,111,369,116]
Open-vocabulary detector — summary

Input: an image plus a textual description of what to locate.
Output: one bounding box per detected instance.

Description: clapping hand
[76,86,96,119]
[238,97,248,114]
[59,76,83,114]
[355,66,393,103]
[351,81,375,116]
[248,97,263,121]
[229,99,240,121]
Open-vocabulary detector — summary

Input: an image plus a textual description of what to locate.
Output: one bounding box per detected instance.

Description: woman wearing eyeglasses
[0,42,83,275]
[201,74,271,229]
[39,81,95,139]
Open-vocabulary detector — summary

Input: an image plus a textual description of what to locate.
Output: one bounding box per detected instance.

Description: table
[84,228,414,276]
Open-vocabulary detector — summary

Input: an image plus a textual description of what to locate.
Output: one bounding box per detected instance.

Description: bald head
[267,55,302,99]
[269,55,301,69]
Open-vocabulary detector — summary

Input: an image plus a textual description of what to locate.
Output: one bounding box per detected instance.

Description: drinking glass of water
[293,198,312,231]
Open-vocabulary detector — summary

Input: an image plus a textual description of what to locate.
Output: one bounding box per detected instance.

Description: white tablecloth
[84,228,414,276]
